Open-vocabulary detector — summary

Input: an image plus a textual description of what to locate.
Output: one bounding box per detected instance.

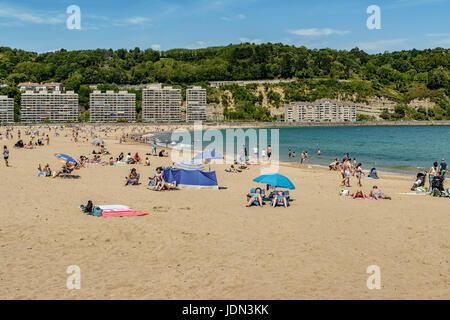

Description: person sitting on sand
[271,190,288,208]
[53,163,74,178]
[369,186,392,200]
[133,152,141,163]
[125,168,140,186]
[145,157,150,166]
[100,145,110,155]
[351,189,366,199]
[108,157,115,166]
[117,152,124,162]
[369,168,379,179]
[38,163,51,177]
[246,187,264,207]
[125,153,134,164]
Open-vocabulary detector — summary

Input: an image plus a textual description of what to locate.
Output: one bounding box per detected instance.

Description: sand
[0,124,448,300]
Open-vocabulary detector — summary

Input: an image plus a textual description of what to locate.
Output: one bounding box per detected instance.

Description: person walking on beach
[3,145,9,167]
[341,158,352,187]
[439,158,448,179]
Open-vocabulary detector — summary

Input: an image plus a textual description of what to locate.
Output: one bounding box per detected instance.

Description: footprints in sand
[152,206,191,213]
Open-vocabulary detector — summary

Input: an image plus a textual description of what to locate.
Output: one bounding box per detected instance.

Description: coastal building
[142,84,182,122]
[186,86,207,121]
[285,99,357,123]
[18,82,41,92]
[18,82,64,92]
[89,90,136,122]
[21,90,78,123]
[0,95,14,123]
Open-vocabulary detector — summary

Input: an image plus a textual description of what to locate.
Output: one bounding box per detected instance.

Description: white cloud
[0,6,65,25]
[151,44,161,51]
[124,16,151,25]
[425,33,450,37]
[187,41,209,49]
[221,13,247,21]
[288,28,349,36]
[357,39,408,51]
[239,37,262,44]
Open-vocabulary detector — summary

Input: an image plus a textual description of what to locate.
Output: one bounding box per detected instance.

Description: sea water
[149,125,450,175]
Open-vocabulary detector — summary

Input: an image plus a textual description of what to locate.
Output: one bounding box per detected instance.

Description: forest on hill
[0,44,449,122]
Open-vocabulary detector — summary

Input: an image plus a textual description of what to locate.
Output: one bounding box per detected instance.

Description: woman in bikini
[354,163,365,187]
[246,187,264,207]
[271,190,288,208]
[370,186,392,200]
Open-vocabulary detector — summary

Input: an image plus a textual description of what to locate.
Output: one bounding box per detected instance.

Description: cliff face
[210,84,440,120]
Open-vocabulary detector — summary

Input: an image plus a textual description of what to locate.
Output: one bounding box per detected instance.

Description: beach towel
[101,209,149,218]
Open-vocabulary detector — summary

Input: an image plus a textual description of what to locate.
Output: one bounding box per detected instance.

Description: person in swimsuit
[354,163,365,187]
[267,145,272,160]
[370,186,391,200]
[3,145,9,167]
[342,158,352,187]
[246,187,264,207]
[271,190,288,208]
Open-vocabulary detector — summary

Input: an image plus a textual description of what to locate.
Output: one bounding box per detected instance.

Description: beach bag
[92,206,102,217]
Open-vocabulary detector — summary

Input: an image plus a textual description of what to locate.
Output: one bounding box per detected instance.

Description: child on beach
[3,145,9,167]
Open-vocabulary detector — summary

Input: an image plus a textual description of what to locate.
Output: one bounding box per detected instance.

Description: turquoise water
[150,125,450,175]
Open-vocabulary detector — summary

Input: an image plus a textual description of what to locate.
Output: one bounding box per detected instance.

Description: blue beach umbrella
[174,160,205,171]
[32,130,39,134]
[55,153,78,166]
[252,173,296,190]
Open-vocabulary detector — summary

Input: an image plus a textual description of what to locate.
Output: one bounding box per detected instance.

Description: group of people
[246,187,289,208]
[125,167,177,191]
[288,149,309,164]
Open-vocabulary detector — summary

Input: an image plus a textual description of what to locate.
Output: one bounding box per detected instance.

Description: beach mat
[397,192,427,196]
[101,209,149,218]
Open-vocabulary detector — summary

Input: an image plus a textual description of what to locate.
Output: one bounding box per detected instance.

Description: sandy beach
[0,124,448,300]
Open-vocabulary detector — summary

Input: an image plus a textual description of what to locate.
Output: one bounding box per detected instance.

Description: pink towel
[101,209,149,218]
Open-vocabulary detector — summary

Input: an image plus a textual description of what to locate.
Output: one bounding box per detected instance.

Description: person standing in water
[288,148,292,159]
[317,149,321,156]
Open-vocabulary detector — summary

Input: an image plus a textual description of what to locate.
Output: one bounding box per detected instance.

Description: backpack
[92,207,102,217]
[80,200,94,214]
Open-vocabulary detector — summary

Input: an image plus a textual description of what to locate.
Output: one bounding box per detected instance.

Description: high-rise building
[142,84,182,122]
[285,99,357,123]
[0,95,14,123]
[186,86,207,121]
[21,90,78,123]
[89,90,136,122]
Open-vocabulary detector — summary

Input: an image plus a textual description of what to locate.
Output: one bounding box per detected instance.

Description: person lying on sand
[271,190,288,208]
[246,187,264,207]
[158,180,177,191]
[125,168,140,186]
[370,186,392,200]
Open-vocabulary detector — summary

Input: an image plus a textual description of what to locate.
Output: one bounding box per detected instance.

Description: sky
[0,0,449,53]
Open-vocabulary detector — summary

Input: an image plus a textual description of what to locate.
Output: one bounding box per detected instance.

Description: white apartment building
[0,95,14,123]
[285,99,356,123]
[142,84,182,122]
[186,86,207,121]
[90,90,136,122]
[21,90,78,123]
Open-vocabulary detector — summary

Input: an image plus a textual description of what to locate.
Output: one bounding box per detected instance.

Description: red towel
[101,209,149,218]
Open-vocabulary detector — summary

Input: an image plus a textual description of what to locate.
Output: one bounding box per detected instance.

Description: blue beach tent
[163,168,218,189]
